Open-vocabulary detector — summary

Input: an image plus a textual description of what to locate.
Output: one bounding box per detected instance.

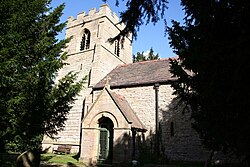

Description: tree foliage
[112,0,250,164]
[0,0,84,152]
[133,48,160,62]
[103,0,168,41]
[168,0,250,163]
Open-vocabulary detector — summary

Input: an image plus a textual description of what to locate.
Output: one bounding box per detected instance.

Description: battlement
[67,4,124,29]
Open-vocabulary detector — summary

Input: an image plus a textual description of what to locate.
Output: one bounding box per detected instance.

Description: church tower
[42,4,132,152]
[65,4,132,87]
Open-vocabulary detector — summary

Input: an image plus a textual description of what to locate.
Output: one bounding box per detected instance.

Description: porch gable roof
[106,88,146,131]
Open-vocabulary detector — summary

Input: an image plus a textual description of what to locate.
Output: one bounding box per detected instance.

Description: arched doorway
[98,117,114,163]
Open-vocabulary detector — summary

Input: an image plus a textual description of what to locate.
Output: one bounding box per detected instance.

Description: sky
[50,0,185,58]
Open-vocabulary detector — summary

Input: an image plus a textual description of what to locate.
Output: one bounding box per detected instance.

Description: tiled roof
[94,58,175,89]
[106,88,146,131]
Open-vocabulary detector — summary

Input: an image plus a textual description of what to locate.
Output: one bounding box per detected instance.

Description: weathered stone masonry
[42,4,132,153]
[90,84,209,163]
[42,4,219,165]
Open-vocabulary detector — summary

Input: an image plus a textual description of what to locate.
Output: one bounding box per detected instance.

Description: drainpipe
[79,99,86,159]
[132,129,136,159]
[153,83,160,156]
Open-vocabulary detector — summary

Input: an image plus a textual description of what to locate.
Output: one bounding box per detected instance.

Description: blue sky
[50,0,185,58]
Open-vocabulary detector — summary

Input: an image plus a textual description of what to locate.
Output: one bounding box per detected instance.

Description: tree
[133,51,147,62]
[147,48,160,60]
[168,0,250,164]
[0,0,84,152]
[103,0,168,41]
[133,48,160,62]
[109,0,250,164]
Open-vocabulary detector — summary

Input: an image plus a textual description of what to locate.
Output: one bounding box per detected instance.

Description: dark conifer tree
[133,48,160,63]
[110,0,250,164]
[168,0,250,163]
[0,0,84,152]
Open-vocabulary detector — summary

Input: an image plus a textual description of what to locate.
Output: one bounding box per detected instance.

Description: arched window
[114,39,120,57]
[80,29,91,51]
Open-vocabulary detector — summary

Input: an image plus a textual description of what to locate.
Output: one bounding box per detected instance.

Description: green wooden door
[99,128,110,161]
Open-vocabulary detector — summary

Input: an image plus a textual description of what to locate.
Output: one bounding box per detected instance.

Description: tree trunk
[16,149,40,167]
[204,150,214,167]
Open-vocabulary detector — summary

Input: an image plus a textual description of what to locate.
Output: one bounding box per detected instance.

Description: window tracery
[80,29,91,51]
[114,39,120,57]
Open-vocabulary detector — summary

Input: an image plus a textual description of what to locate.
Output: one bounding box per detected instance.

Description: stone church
[42,4,211,165]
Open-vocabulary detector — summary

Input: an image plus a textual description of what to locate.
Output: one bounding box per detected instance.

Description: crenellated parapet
[67,4,125,30]
[42,3,132,155]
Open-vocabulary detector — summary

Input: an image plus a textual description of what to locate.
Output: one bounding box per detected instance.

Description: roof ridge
[117,57,173,68]
[93,57,175,89]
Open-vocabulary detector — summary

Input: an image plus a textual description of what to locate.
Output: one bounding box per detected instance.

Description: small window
[80,29,91,51]
[114,40,120,57]
[170,122,174,137]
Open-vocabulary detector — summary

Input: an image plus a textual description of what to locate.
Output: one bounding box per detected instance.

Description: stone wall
[81,88,133,164]
[42,4,132,153]
[65,4,124,55]
[65,4,132,86]
[90,84,209,162]
[43,4,213,164]
[160,102,209,162]
[42,50,94,152]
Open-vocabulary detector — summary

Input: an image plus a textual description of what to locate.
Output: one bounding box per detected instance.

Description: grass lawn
[1,153,238,167]
[40,154,205,167]
[41,153,86,166]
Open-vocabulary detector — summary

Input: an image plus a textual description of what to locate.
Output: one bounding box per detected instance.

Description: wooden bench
[53,145,71,154]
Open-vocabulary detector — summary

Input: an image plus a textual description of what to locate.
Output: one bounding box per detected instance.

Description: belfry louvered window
[80,29,91,51]
[114,39,120,57]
